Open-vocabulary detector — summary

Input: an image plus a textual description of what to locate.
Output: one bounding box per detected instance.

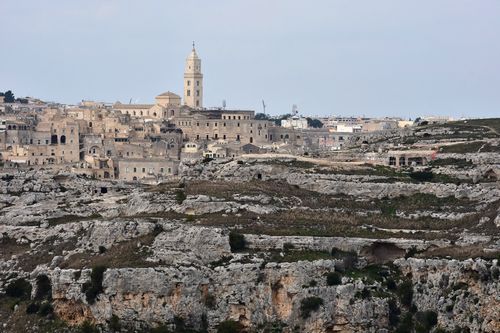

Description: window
[196,100,199,106]
[223,134,226,139]
[142,168,145,173]
[237,123,240,127]
[196,81,199,86]
[236,135,240,141]
[196,134,200,140]
[196,90,200,96]
[134,168,137,172]
[207,123,209,127]
[215,123,217,127]
[187,90,191,96]
[187,80,191,86]
[160,168,164,173]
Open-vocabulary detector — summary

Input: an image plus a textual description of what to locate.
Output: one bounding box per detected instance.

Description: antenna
[222,100,226,110]
[262,100,266,114]
[129,98,132,104]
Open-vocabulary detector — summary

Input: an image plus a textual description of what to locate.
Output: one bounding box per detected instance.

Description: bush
[82,266,106,304]
[300,296,324,319]
[98,246,107,254]
[175,190,187,204]
[80,321,99,333]
[38,302,53,316]
[395,312,414,333]
[228,231,246,252]
[388,299,400,326]
[5,278,32,299]
[326,272,342,286]
[416,310,438,331]
[398,281,414,307]
[217,320,244,333]
[26,302,40,314]
[409,171,433,182]
[283,242,295,252]
[35,274,52,300]
[108,315,121,332]
[386,278,397,290]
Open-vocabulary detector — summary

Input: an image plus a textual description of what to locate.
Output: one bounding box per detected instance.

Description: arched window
[60,135,66,144]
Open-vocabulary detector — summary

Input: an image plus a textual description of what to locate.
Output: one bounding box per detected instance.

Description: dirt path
[240,153,365,167]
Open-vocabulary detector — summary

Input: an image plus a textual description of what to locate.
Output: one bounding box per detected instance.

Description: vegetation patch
[299,296,324,319]
[81,265,107,304]
[228,231,246,252]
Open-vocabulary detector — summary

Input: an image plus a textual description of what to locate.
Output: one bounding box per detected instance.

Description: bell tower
[183,42,203,108]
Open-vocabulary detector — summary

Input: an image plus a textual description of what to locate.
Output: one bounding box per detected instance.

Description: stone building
[117,158,179,182]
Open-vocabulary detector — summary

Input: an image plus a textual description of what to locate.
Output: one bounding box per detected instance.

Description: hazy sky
[1,1,499,118]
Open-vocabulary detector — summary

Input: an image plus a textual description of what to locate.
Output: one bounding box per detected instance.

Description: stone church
[113,44,274,146]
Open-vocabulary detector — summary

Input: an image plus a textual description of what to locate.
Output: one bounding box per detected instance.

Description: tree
[254,113,270,120]
[3,90,15,103]
[273,113,292,126]
[306,117,323,128]
[229,231,246,252]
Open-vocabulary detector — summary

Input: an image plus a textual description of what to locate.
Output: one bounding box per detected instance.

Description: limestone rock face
[151,224,231,265]
[45,254,500,333]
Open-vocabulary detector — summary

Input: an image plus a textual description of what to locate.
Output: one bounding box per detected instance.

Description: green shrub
[388,299,400,326]
[228,231,246,252]
[386,278,397,290]
[82,266,106,304]
[409,171,433,182]
[38,301,53,316]
[415,310,438,331]
[35,274,52,300]
[217,320,244,333]
[398,281,414,307]
[326,272,342,286]
[175,190,187,204]
[79,321,99,333]
[395,312,414,333]
[108,315,121,332]
[300,296,324,319]
[26,302,40,314]
[5,278,32,299]
[283,242,295,252]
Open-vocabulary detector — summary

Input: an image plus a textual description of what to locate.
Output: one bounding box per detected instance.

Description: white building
[281,116,308,129]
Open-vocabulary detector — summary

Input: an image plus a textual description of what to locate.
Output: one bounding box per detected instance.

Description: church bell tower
[183,42,203,108]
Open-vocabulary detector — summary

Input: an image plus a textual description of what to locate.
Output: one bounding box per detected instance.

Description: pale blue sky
[1,0,499,118]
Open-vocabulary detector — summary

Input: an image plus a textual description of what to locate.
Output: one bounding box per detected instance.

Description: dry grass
[60,233,158,269]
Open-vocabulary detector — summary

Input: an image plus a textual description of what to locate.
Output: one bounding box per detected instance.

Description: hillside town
[0,46,452,183]
[1,46,499,333]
